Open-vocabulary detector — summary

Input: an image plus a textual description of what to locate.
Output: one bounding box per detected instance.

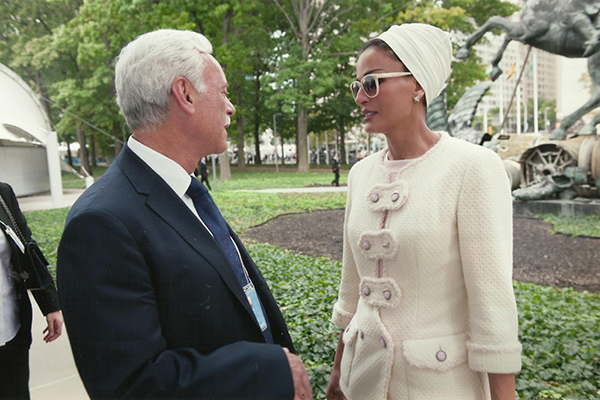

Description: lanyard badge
[243,282,268,331]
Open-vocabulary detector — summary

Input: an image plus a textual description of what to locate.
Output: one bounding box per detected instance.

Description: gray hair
[115,29,213,132]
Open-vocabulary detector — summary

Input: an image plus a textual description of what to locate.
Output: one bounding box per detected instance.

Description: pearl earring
[413,95,420,103]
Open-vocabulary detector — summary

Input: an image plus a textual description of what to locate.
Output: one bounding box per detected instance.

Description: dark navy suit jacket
[57,146,295,399]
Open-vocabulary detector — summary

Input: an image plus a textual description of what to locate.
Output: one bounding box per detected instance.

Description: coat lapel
[116,147,257,322]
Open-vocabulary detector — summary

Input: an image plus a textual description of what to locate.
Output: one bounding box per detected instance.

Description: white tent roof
[0,63,52,145]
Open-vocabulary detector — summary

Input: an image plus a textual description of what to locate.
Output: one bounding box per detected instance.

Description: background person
[0,182,63,399]
[196,156,211,190]
[331,152,340,187]
[326,23,521,400]
[57,29,311,400]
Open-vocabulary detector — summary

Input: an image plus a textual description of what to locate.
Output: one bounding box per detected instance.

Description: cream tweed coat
[332,132,522,400]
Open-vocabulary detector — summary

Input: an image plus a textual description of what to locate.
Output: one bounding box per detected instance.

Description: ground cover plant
[212,170,347,191]
[21,170,600,399]
[538,214,600,238]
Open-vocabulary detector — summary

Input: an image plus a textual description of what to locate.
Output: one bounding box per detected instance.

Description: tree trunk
[297,106,309,172]
[253,124,261,165]
[236,117,246,171]
[339,117,346,165]
[236,86,246,171]
[76,121,91,176]
[90,133,97,167]
[67,141,73,167]
[219,150,232,180]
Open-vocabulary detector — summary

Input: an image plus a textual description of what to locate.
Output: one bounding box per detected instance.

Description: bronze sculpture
[455,0,600,140]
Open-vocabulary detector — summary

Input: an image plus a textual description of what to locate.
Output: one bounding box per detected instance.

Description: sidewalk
[29,293,89,400]
[236,186,348,194]
[18,188,86,212]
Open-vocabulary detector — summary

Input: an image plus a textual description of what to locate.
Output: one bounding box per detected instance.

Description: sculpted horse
[456,0,600,139]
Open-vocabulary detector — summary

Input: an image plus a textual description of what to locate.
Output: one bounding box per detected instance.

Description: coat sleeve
[457,150,522,374]
[3,183,60,316]
[57,209,294,400]
[331,169,360,330]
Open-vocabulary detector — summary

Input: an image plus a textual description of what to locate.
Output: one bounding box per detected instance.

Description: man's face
[190,55,235,157]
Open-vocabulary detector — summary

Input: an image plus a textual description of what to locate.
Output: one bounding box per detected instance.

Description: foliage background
[23,170,600,400]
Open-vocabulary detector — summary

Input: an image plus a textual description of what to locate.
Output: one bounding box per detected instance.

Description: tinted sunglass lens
[351,82,360,98]
[363,76,378,97]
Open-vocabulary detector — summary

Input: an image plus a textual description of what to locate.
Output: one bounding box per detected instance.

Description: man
[57,29,312,400]
[331,152,340,187]
[196,157,211,190]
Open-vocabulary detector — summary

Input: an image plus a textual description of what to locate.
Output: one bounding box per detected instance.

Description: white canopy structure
[0,63,62,206]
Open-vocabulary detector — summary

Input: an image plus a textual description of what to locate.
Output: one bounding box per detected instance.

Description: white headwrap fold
[377,23,452,103]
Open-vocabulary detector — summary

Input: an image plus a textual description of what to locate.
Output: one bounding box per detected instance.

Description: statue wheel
[519,144,577,187]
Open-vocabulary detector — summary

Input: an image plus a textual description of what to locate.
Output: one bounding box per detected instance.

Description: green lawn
[23,170,600,400]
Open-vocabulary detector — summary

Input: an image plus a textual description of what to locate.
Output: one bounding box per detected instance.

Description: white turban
[377,23,452,103]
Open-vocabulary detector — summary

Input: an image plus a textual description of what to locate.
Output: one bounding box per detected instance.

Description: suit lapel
[117,147,256,322]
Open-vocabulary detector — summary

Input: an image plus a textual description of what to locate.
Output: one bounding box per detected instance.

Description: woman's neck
[385,126,440,160]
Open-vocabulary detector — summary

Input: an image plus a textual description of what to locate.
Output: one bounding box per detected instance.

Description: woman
[326,24,521,400]
[0,182,63,399]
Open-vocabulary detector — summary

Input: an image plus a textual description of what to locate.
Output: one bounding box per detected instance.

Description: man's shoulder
[68,163,137,221]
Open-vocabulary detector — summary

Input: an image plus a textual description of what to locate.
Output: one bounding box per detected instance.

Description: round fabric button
[362,286,371,296]
[371,193,379,203]
[391,192,400,202]
[362,241,371,250]
[383,290,392,300]
[436,350,447,362]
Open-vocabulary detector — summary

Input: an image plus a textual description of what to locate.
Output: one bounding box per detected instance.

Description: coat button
[381,338,387,348]
[371,193,379,203]
[391,192,400,202]
[383,290,391,300]
[362,286,371,296]
[436,350,447,362]
[359,330,364,339]
[362,241,371,250]
[382,241,390,248]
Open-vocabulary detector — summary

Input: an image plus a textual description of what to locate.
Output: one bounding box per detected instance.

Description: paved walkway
[29,293,89,399]
[19,188,85,212]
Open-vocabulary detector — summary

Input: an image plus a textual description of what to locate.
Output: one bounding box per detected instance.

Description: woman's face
[354,47,422,135]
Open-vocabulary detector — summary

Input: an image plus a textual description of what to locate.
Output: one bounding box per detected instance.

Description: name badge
[243,283,268,331]
[1,221,25,254]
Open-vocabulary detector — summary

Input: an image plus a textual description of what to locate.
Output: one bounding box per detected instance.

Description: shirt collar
[127,136,193,199]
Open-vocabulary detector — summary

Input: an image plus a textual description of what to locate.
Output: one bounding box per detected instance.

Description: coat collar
[115,146,260,328]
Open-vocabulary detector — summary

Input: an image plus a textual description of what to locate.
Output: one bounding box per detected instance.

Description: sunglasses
[350,72,413,99]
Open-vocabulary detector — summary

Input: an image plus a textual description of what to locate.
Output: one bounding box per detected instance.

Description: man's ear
[171,77,195,115]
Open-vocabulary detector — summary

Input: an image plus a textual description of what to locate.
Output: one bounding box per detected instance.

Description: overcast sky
[558,57,590,120]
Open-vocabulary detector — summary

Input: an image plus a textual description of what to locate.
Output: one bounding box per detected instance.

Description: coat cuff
[331,303,354,329]
[467,340,523,373]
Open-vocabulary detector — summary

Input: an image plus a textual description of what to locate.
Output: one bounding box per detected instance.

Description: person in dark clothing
[197,157,211,190]
[0,182,63,400]
[331,153,340,187]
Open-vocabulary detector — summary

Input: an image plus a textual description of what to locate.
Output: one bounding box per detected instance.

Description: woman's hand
[326,365,345,400]
[489,373,516,400]
[43,310,64,343]
[327,330,346,400]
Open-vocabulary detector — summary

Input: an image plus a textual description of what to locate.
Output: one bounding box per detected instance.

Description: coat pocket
[402,333,487,400]
[403,332,468,372]
[339,306,394,400]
